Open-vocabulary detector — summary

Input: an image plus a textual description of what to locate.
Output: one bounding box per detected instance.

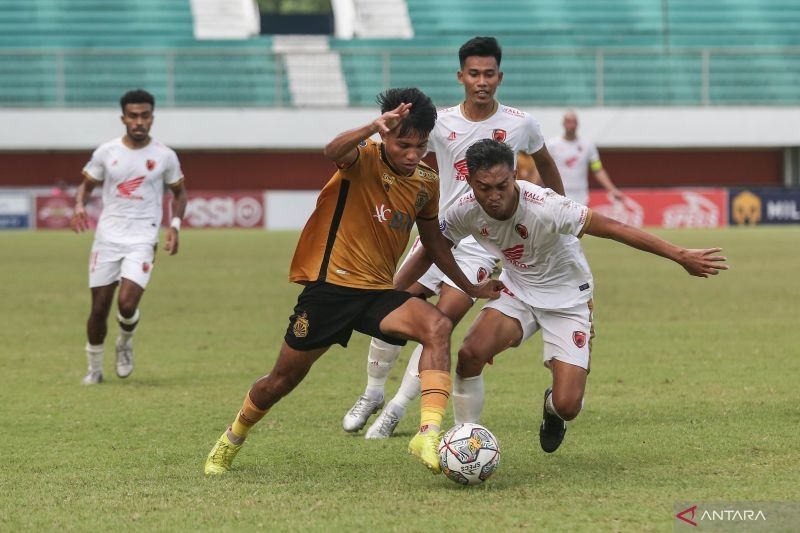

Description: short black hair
[376,87,437,138]
[465,139,515,177]
[458,36,502,68]
[120,89,155,112]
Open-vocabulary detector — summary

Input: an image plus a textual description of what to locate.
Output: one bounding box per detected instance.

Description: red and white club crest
[492,129,507,142]
[477,267,489,282]
[142,262,151,273]
[572,331,587,348]
[146,159,156,171]
[515,223,529,239]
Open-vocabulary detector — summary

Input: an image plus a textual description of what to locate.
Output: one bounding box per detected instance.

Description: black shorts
[284,281,413,351]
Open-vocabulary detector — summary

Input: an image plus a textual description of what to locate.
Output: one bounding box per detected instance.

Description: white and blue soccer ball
[438,423,500,485]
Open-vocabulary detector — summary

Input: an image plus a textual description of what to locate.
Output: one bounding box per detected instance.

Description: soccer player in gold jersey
[204,88,503,476]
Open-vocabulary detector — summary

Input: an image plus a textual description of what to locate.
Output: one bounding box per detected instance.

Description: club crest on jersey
[477,267,489,282]
[492,129,507,142]
[292,312,309,338]
[142,262,151,273]
[573,331,587,348]
[146,159,156,171]
[515,223,529,239]
[382,172,395,189]
[358,140,367,147]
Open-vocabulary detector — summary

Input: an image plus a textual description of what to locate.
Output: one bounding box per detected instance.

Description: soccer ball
[438,423,500,485]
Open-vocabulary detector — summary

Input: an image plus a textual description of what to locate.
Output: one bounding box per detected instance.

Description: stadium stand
[0,0,799,107]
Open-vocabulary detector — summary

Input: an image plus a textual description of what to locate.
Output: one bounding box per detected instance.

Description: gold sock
[230,392,269,439]
[419,369,451,432]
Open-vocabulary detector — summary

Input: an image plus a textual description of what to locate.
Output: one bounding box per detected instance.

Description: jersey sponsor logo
[453,159,469,181]
[111,160,118,166]
[523,190,545,205]
[417,168,438,182]
[458,193,476,206]
[373,204,414,231]
[382,172,395,187]
[572,331,587,348]
[292,312,309,338]
[448,131,457,141]
[502,244,530,269]
[477,267,489,282]
[515,223,528,239]
[502,107,525,118]
[146,159,156,171]
[565,156,579,168]
[116,175,146,200]
[492,129,507,142]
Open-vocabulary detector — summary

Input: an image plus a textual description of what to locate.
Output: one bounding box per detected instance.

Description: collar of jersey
[379,143,413,178]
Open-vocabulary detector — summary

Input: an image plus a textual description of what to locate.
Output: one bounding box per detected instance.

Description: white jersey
[430,103,545,212]
[546,136,600,206]
[83,137,183,245]
[441,181,593,310]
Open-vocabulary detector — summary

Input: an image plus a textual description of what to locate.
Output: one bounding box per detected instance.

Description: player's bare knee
[456,344,485,377]
[552,391,583,421]
[117,301,137,320]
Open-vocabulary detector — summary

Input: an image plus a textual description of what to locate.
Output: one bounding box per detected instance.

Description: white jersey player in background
[401,139,727,452]
[71,89,187,385]
[547,110,626,205]
[341,36,565,438]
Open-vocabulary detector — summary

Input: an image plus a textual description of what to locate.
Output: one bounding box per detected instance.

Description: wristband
[170,217,182,231]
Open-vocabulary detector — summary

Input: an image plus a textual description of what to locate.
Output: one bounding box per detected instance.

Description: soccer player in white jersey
[547,110,626,205]
[71,89,187,385]
[341,36,565,438]
[401,139,727,452]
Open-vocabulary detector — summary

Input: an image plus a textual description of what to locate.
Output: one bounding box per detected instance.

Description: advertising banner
[0,195,31,229]
[35,195,102,229]
[729,187,800,225]
[588,188,728,228]
[169,191,266,229]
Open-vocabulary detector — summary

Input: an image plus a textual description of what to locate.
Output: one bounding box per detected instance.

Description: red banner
[167,191,265,229]
[588,189,728,228]
[35,195,102,229]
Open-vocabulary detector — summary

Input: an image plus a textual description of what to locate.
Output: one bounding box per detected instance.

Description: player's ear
[497,70,504,85]
[457,69,464,85]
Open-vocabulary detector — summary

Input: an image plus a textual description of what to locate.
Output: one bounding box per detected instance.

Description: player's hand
[470,279,505,299]
[612,190,627,202]
[373,103,412,134]
[71,204,89,233]
[164,227,179,255]
[679,248,728,277]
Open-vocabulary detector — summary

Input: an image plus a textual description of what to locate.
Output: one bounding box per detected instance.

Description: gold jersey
[290,139,440,290]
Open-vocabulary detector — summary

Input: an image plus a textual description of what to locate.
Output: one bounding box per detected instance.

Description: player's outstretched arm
[585,212,728,278]
[71,176,98,233]
[323,103,412,168]
[531,146,565,196]
[593,166,626,201]
[164,181,187,255]
[417,218,504,298]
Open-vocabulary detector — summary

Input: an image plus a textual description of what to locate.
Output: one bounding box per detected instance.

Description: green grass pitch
[1,227,798,531]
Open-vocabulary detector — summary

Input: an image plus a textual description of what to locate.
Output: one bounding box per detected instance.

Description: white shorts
[88,241,156,289]
[483,289,595,371]
[402,237,497,297]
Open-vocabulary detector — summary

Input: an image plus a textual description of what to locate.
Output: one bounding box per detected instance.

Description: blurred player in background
[519,110,626,205]
[204,88,503,476]
[342,36,565,439]
[71,89,187,385]
[403,139,727,453]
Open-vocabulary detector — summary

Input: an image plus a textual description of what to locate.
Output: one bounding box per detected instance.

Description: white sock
[453,374,485,424]
[386,344,423,415]
[117,309,139,347]
[85,343,104,372]
[545,390,564,419]
[365,338,401,401]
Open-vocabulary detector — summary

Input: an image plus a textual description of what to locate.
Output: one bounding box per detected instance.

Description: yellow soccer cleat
[408,430,444,474]
[204,431,243,475]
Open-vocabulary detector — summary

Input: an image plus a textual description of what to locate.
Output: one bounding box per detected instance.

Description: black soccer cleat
[539,387,567,453]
